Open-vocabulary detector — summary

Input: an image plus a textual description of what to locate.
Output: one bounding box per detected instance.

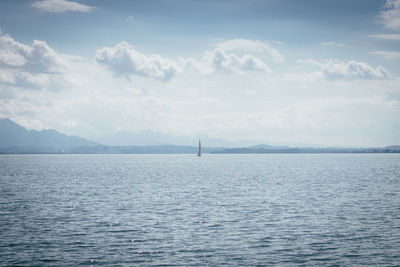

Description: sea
[0,154,399,266]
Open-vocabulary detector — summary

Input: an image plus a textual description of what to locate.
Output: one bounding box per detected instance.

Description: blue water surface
[1,154,400,266]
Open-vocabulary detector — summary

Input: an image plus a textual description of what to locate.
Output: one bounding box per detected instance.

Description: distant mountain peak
[0,118,24,128]
[0,118,97,148]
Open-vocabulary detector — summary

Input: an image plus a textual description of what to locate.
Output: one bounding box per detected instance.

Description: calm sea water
[0,154,400,266]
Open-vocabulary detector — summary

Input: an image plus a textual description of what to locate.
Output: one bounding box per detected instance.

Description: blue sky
[0,0,399,146]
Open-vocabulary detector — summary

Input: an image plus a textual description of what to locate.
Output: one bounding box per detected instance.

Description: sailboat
[197,140,202,157]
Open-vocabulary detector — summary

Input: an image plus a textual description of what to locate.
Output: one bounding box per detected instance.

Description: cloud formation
[95,42,178,81]
[380,0,400,30]
[181,39,275,75]
[0,34,62,73]
[322,60,391,81]
[32,0,94,13]
[297,58,392,81]
[181,49,270,75]
[0,69,50,90]
[202,48,270,73]
[95,40,272,80]
[215,39,284,63]
[0,32,66,90]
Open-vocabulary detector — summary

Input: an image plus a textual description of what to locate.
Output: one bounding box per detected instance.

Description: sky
[0,0,400,147]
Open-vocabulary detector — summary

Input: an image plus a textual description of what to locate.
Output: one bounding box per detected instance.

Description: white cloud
[0,34,62,73]
[180,57,213,74]
[368,34,400,40]
[95,41,179,81]
[203,48,270,73]
[0,35,30,68]
[298,58,392,81]
[214,39,284,63]
[380,0,400,30]
[0,32,68,90]
[181,40,274,75]
[96,39,274,79]
[371,50,400,60]
[31,0,94,13]
[322,60,391,81]
[0,69,50,90]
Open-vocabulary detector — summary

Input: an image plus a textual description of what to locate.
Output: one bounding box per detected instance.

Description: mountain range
[0,118,224,153]
[0,118,399,154]
[91,130,295,148]
[0,118,97,150]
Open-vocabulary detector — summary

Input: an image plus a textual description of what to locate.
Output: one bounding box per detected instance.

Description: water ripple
[0,154,399,266]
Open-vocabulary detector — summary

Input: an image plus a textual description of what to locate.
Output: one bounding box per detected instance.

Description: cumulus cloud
[0,34,62,73]
[0,32,67,90]
[214,39,284,63]
[181,49,270,74]
[179,57,213,74]
[322,60,391,81]
[32,0,94,13]
[380,0,400,30]
[297,58,392,81]
[371,50,400,60]
[95,39,274,79]
[203,48,270,73]
[95,41,178,81]
[181,39,275,75]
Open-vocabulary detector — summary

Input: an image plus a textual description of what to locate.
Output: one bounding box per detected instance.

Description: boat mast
[197,140,202,157]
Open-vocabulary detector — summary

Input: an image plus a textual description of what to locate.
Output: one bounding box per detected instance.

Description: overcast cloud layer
[0,0,399,146]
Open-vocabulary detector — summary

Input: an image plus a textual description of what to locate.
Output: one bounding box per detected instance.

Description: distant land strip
[1,118,399,154]
[211,146,400,154]
[1,145,400,154]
